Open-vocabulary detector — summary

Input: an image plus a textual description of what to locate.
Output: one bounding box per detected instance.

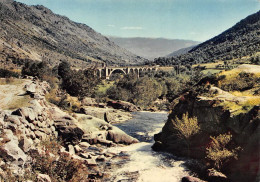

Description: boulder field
[0,78,138,180]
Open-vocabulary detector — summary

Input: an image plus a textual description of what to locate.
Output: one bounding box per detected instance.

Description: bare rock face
[18,137,34,152]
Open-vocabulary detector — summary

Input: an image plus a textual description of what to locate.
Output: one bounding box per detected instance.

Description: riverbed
[105,111,190,182]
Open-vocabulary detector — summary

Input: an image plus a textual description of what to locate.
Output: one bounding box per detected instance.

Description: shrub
[172,112,200,140]
[219,72,259,92]
[30,139,88,181]
[206,133,240,169]
[22,61,53,80]
[107,75,164,108]
[0,68,20,78]
[58,61,100,98]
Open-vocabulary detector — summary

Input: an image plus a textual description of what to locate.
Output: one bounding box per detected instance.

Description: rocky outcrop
[75,113,139,145]
[0,78,139,180]
[80,105,132,124]
[153,92,259,182]
[107,100,139,112]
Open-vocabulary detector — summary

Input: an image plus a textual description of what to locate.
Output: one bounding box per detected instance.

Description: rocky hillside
[153,64,260,182]
[109,37,198,60]
[155,11,260,65]
[0,0,146,68]
[0,77,138,180]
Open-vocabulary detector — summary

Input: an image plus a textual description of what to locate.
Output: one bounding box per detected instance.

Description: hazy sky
[16,0,260,42]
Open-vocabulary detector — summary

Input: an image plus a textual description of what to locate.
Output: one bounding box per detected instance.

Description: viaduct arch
[96,66,159,79]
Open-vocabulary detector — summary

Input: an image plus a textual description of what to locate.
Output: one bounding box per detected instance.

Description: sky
[16,0,260,42]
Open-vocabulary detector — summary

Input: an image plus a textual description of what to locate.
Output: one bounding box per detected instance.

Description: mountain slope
[109,37,199,60]
[155,11,260,65]
[0,0,146,67]
[166,45,196,57]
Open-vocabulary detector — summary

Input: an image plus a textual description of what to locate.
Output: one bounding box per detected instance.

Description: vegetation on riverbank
[153,64,260,182]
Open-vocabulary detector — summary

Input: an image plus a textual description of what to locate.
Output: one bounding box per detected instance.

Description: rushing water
[106,111,189,182]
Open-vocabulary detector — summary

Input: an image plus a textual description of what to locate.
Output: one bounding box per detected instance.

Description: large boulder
[82,97,97,106]
[107,129,139,144]
[107,100,139,112]
[12,107,37,122]
[0,140,28,167]
[55,124,84,145]
[25,82,36,94]
[80,107,106,120]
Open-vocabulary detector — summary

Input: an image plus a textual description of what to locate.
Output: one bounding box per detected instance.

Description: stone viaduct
[96,66,159,79]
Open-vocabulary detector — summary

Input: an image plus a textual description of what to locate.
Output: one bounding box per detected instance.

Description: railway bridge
[96,66,159,79]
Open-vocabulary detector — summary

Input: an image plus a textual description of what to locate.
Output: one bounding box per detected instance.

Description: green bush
[220,72,259,91]
[58,61,100,98]
[22,61,53,80]
[107,75,164,108]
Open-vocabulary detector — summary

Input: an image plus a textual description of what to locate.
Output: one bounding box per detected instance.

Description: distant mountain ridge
[109,36,199,60]
[0,0,146,67]
[155,10,260,65]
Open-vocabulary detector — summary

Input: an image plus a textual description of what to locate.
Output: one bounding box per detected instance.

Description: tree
[57,61,100,98]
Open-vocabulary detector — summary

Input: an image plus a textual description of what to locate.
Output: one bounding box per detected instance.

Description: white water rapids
[106,112,190,182]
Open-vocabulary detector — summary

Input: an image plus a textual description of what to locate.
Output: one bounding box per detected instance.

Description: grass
[202,69,222,75]
[158,67,175,72]
[5,95,32,110]
[96,80,114,94]
[217,96,260,115]
[230,91,254,97]
[192,61,224,69]
[0,78,24,85]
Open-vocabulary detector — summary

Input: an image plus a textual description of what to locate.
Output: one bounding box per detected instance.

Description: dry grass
[230,91,254,97]
[46,89,81,112]
[217,96,260,115]
[243,97,260,106]
[219,64,260,79]
[192,61,224,69]
[4,95,32,110]
[158,67,175,72]
[0,78,24,85]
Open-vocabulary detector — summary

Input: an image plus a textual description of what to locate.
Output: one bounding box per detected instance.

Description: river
[105,111,190,182]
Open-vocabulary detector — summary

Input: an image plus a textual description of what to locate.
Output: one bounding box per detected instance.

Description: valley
[0,0,259,182]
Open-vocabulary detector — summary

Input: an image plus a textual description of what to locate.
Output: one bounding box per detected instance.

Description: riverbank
[0,78,140,181]
[0,77,194,181]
